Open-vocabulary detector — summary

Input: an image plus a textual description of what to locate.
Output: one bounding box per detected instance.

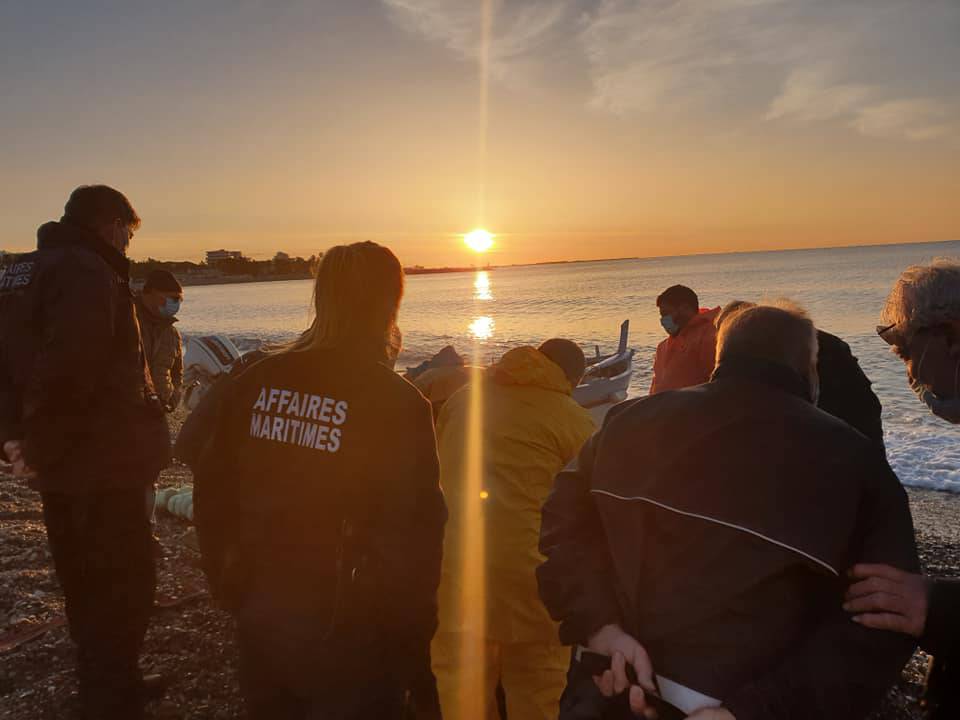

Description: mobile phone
[573,647,687,720]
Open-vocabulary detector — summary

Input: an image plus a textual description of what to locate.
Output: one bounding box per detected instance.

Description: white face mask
[911,360,960,424]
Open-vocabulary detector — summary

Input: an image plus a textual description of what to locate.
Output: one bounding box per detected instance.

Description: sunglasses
[877,322,953,358]
[876,323,903,347]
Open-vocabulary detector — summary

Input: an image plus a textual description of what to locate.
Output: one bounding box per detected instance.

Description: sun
[464,228,494,253]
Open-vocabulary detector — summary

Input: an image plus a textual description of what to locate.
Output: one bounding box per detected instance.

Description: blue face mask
[660,315,680,336]
[159,298,181,318]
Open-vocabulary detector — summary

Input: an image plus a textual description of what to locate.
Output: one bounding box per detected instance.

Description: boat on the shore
[572,320,634,408]
[181,320,634,411]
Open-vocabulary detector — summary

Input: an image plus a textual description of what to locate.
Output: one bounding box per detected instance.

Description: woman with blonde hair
[194,241,447,720]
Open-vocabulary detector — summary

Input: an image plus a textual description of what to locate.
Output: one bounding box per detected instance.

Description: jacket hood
[683,306,720,332]
[36,220,130,279]
[488,346,573,394]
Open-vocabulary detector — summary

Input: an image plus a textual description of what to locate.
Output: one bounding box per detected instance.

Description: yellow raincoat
[432,346,595,720]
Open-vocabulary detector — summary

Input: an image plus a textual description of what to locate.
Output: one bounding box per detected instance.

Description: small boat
[573,320,634,408]
[181,335,243,410]
[181,320,634,412]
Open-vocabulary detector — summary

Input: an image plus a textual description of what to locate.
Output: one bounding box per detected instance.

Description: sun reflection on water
[473,270,493,301]
[469,316,494,340]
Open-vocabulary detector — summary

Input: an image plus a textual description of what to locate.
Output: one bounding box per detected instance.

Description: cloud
[765,67,953,142]
[381,0,574,82]
[385,0,959,141]
[854,100,951,142]
[582,0,960,140]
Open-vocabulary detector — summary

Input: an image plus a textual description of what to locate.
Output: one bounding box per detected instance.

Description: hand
[686,709,735,720]
[587,624,655,717]
[844,564,931,637]
[2,440,37,480]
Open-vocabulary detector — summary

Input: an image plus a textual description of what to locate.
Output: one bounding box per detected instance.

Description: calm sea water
[178,241,960,493]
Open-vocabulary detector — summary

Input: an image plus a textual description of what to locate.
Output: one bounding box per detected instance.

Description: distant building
[205,249,243,263]
[274,251,291,262]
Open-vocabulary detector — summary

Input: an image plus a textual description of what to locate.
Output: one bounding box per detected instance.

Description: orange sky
[1,1,957,267]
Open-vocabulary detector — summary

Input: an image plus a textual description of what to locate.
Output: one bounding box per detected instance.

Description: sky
[1,0,958,267]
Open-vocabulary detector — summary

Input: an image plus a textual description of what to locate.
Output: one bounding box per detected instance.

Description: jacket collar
[36,220,130,280]
[711,354,812,403]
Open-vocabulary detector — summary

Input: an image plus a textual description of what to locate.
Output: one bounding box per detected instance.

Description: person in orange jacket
[650,285,720,395]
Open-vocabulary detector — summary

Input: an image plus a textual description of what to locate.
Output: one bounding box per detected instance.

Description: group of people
[0,184,957,720]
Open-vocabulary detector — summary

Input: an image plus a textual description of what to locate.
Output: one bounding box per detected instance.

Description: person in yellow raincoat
[432,339,596,720]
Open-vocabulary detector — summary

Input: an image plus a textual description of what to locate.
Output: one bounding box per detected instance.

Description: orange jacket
[649,307,720,395]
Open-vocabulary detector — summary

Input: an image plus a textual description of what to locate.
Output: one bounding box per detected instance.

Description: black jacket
[816,330,885,448]
[193,346,447,704]
[172,349,267,469]
[0,221,170,492]
[922,579,960,718]
[537,357,919,720]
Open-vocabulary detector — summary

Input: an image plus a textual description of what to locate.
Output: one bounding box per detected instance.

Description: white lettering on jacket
[249,387,349,453]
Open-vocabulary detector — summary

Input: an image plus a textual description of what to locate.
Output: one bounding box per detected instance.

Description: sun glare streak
[460,5,494,698]
[455,361,487,720]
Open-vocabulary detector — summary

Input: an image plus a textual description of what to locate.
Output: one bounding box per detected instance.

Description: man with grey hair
[538,303,918,720]
[844,260,960,719]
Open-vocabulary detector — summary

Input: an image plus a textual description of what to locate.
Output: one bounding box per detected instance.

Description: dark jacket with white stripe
[537,357,919,720]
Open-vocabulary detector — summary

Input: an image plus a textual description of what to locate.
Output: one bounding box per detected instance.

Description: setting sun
[464,228,494,253]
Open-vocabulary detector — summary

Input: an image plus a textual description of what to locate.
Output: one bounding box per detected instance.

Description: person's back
[592,372,907,702]
[539,304,918,720]
[815,329,884,446]
[434,343,594,720]
[194,242,446,720]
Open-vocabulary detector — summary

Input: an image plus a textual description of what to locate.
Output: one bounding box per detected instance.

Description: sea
[178,241,960,494]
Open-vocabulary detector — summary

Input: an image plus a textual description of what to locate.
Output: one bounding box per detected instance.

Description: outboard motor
[182,335,243,411]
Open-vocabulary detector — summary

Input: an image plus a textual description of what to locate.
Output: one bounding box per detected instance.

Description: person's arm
[375,397,447,689]
[150,326,179,406]
[191,388,240,606]
[173,373,232,469]
[20,263,114,471]
[539,405,658,707]
[724,457,919,720]
[537,422,623,646]
[649,347,662,395]
[170,328,183,408]
[0,349,19,455]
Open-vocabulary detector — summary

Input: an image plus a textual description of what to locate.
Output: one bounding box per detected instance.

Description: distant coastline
[170,265,491,287]
[6,239,957,290]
